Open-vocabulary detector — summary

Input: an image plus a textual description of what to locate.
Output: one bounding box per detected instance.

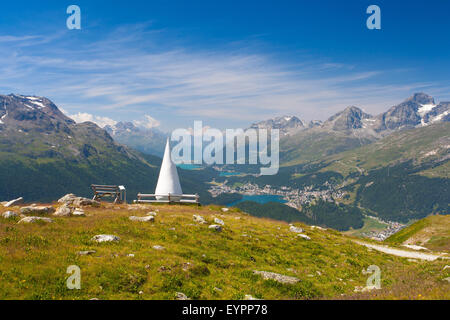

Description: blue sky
[0,0,449,130]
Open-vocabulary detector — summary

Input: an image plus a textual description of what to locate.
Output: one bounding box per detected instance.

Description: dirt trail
[354,241,447,261]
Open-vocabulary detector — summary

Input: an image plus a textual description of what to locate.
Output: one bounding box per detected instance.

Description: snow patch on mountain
[29,100,46,109]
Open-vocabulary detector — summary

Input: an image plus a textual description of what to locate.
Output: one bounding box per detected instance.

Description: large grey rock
[129,216,155,222]
[214,218,225,226]
[91,234,120,243]
[18,216,53,224]
[58,194,78,204]
[53,204,72,217]
[21,206,55,215]
[153,245,165,251]
[253,271,300,284]
[2,211,19,219]
[58,194,100,207]
[4,197,24,207]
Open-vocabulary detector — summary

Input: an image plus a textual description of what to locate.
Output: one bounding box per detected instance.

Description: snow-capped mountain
[372,93,449,132]
[0,94,74,128]
[252,93,449,137]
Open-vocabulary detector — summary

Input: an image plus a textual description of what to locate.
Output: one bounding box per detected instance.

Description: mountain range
[0,92,448,226]
[0,94,161,202]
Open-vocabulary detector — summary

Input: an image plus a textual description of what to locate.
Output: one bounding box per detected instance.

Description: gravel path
[354,241,447,261]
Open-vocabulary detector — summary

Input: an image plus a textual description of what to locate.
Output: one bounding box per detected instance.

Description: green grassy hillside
[386,215,450,253]
[0,203,448,300]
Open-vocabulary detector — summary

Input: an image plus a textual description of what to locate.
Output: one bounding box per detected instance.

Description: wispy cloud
[0,25,445,130]
[69,112,117,128]
[133,115,161,129]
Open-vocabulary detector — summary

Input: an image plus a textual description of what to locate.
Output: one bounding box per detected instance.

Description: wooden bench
[91,185,126,204]
[134,193,200,205]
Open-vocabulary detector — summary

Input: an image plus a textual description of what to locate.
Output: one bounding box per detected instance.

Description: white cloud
[133,115,160,129]
[0,25,447,130]
[69,112,117,128]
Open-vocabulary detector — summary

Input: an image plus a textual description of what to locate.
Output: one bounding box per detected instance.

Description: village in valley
[208,179,346,208]
[208,179,406,241]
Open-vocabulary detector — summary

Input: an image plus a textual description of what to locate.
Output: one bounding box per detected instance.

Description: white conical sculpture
[155,139,183,201]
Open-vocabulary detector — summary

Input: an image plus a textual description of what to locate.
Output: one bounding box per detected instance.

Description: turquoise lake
[177,164,203,170]
[228,194,287,207]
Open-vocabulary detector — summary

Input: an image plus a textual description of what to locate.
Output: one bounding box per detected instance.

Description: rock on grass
[91,235,120,243]
[253,271,300,284]
[209,225,223,232]
[289,226,304,233]
[129,216,155,222]
[18,216,53,224]
[175,292,189,300]
[296,234,311,240]
[193,215,207,224]
[214,218,225,225]
[20,206,55,215]
[54,204,72,217]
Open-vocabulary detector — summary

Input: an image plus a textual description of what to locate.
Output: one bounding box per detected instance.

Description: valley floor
[0,203,449,300]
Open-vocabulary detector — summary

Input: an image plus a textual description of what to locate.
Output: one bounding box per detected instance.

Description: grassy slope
[318,122,450,177]
[0,204,448,300]
[280,129,373,167]
[386,215,450,253]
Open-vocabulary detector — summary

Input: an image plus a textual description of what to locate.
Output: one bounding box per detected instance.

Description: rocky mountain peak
[325,106,372,131]
[406,92,435,105]
[0,94,75,131]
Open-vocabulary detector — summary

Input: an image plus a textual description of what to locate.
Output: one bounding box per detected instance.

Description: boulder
[129,216,155,222]
[91,235,120,243]
[214,218,225,226]
[193,215,207,224]
[221,208,229,212]
[18,216,53,224]
[4,197,24,207]
[289,226,304,233]
[58,194,100,207]
[209,224,223,232]
[2,211,19,219]
[58,194,78,204]
[153,245,165,251]
[253,271,300,284]
[53,204,72,217]
[20,206,55,215]
[147,212,157,217]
